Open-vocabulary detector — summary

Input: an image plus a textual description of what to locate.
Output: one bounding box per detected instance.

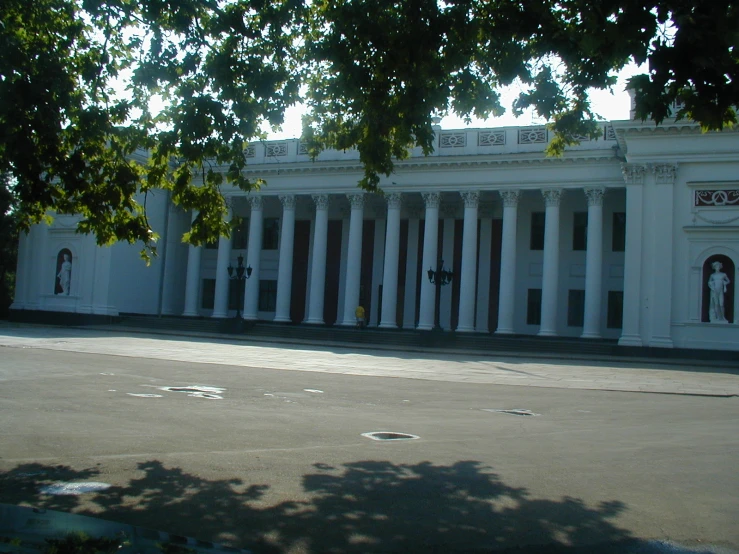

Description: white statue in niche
[57,253,72,295]
[707,261,730,323]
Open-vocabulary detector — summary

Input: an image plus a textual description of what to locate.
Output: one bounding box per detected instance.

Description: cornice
[613,119,739,154]
[234,151,620,179]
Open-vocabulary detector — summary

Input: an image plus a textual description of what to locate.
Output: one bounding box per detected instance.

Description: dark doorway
[323,220,343,325]
[290,220,311,323]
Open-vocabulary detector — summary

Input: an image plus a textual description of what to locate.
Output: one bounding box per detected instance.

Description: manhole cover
[483,409,541,417]
[158,386,225,399]
[361,432,420,441]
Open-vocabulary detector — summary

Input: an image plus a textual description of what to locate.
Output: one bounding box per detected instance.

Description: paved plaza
[0,322,737,397]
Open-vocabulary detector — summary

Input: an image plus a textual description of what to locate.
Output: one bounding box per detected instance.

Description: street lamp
[227,255,252,320]
[427,259,453,331]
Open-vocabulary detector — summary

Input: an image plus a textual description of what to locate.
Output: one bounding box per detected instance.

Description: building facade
[10,116,739,351]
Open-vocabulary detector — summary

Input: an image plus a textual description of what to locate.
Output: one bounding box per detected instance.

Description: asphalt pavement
[0,322,738,554]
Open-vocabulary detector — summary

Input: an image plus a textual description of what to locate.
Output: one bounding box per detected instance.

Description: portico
[12,119,739,352]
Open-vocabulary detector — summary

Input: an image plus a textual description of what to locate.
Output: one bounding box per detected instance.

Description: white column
[306,194,329,324]
[380,193,403,328]
[243,196,264,319]
[370,210,386,327]
[402,208,421,329]
[417,192,441,330]
[496,190,520,334]
[581,188,605,338]
[619,165,646,346]
[457,191,480,332]
[649,163,677,348]
[212,207,233,318]
[475,215,493,333]
[340,194,365,325]
[440,212,455,329]
[538,188,563,336]
[274,195,296,322]
[336,208,350,323]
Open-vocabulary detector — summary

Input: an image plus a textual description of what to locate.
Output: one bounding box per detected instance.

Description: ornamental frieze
[694,189,739,207]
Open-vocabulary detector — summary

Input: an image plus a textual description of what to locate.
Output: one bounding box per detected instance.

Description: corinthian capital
[621,163,647,185]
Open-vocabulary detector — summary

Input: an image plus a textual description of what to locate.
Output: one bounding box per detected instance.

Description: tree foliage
[1,0,737,256]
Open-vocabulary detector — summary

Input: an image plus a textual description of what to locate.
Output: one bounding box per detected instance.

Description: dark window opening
[568,289,585,327]
[259,279,278,312]
[573,212,588,251]
[607,291,624,329]
[263,218,280,250]
[530,212,545,250]
[201,279,216,309]
[612,212,626,252]
[527,288,542,325]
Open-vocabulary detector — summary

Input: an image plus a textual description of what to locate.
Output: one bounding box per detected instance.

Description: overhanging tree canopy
[1,0,737,258]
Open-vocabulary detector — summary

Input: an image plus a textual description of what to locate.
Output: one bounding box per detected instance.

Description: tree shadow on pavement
[0,460,711,553]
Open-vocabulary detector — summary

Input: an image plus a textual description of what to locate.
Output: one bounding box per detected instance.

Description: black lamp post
[427,259,453,331]
[227,255,252,319]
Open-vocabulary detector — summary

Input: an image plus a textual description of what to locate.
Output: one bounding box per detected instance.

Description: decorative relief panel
[422,192,441,209]
[279,195,296,210]
[266,142,288,157]
[244,145,257,158]
[651,163,677,185]
[298,142,310,155]
[518,128,547,144]
[604,125,616,141]
[440,132,466,148]
[460,191,480,208]
[478,130,506,146]
[695,190,739,207]
[621,163,647,184]
[499,190,520,208]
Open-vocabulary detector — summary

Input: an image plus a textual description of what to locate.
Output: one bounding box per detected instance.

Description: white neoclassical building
[10,113,739,352]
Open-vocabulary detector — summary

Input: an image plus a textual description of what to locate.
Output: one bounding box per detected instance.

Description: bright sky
[265,63,644,140]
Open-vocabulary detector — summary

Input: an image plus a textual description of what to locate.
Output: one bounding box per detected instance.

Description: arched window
[702,254,735,323]
[54,249,73,295]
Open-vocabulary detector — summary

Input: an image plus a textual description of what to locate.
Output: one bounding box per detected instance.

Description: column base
[416,323,434,331]
[580,332,602,339]
[272,315,292,323]
[378,322,398,329]
[182,310,200,317]
[304,318,325,325]
[648,336,674,348]
[211,312,229,319]
[456,325,476,333]
[537,329,558,337]
[495,328,515,335]
[618,334,643,347]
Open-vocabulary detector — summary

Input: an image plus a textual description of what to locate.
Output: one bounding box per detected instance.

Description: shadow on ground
[0,459,718,554]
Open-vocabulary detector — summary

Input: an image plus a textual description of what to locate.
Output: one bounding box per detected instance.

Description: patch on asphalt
[127,393,163,398]
[361,432,420,441]
[303,389,324,393]
[40,482,112,495]
[158,386,225,400]
[482,408,541,417]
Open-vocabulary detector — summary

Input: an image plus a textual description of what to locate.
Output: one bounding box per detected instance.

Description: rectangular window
[573,212,588,251]
[530,212,545,250]
[612,212,626,252]
[259,280,278,311]
[263,218,280,250]
[232,218,248,250]
[228,280,241,311]
[526,288,542,325]
[567,289,585,327]
[201,279,216,309]
[607,291,624,329]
